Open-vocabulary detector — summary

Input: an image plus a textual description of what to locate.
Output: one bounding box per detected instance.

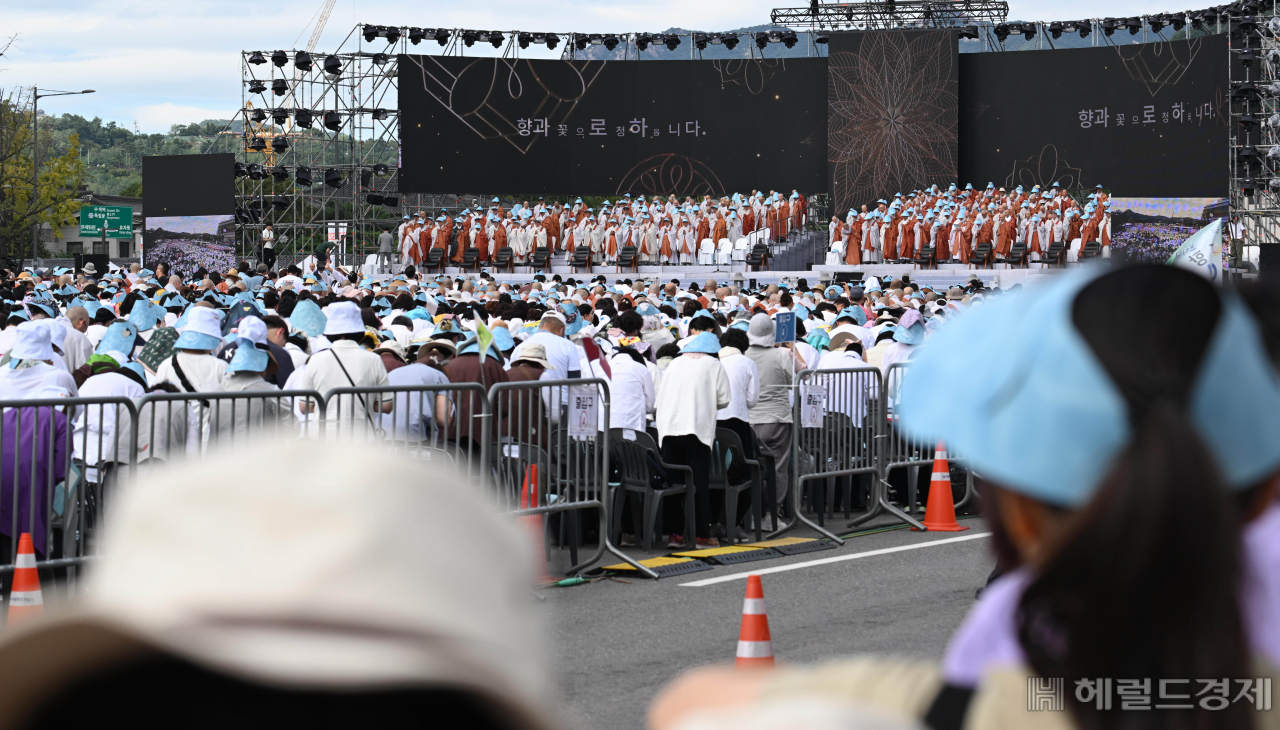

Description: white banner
[1168,219,1223,284]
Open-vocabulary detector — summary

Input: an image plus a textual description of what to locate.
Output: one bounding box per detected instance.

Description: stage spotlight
[271,108,288,125]
[1007,23,1023,34]
[434,29,451,45]
[1078,21,1091,38]
[250,108,267,123]
[248,51,266,65]
[994,24,1010,42]
[295,50,313,71]
[1049,21,1064,39]
[1149,15,1165,33]
[234,162,249,178]
[603,34,619,50]
[1022,24,1036,41]
[815,33,829,44]
[781,30,798,48]
[373,163,389,176]
[249,137,266,152]
[1201,9,1218,25]
[1101,18,1117,36]
[363,25,380,43]
[272,195,289,209]
[367,193,385,206]
[324,54,341,75]
[271,136,289,153]
[1239,15,1257,33]
[372,52,390,65]
[636,33,652,51]
[723,33,739,49]
[1242,46,1259,67]
[271,50,288,67]
[408,27,426,44]
[248,80,267,94]
[323,111,342,131]
[1242,177,1257,196]
[959,25,979,39]
[1126,17,1142,35]
[384,26,401,44]
[1171,16,1186,31]
[546,33,560,49]
[270,166,290,182]
[295,109,313,128]
[756,32,769,49]
[519,32,534,49]
[271,79,288,96]
[235,207,250,225]
[383,195,400,207]
[667,34,683,51]
[1241,112,1259,128]
[371,108,389,121]
[1192,15,1204,30]
[295,167,312,186]
[324,169,343,188]
[463,30,479,47]
[1243,0,1260,12]
[247,163,265,180]
[575,34,590,51]
[489,31,504,48]
[695,33,708,51]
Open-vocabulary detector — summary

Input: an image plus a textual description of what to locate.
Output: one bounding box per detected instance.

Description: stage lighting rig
[434,29,451,45]
[248,80,267,95]
[295,51,313,71]
[665,34,682,51]
[602,34,619,50]
[463,30,480,47]
[1101,18,1117,36]
[1242,46,1259,67]
[755,32,769,50]
[250,108,267,123]
[383,196,400,207]
[271,79,288,96]
[271,108,289,125]
[1125,17,1142,34]
[248,51,266,65]
[270,166,290,182]
[324,54,341,75]
[248,137,266,152]
[695,33,709,50]
[546,33,560,49]
[371,108,389,121]
[295,167,313,186]
[994,24,1010,42]
[372,52,390,65]
[959,25,980,39]
[1049,21,1064,39]
[271,136,288,153]
[1171,15,1185,31]
[636,33,653,51]
[367,193,385,206]
[363,25,380,43]
[295,109,314,128]
[324,169,343,188]
[272,195,289,209]
[489,31,505,48]
[723,33,739,49]
[271,50,288,67]
[234,162,249,178]
[519,32,534,49]
[323,111,342,131]
[373,164,390,176]
[815,33,829,43]
[408,27,426,44]
[781,30,798,48]
[384,26,401,44]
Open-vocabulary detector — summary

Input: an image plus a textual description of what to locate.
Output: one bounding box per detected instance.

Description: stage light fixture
[271,136,289,153]
[1007,23,1023,34]
[270,166,290,182]
[248,51,266,65]
[271,79,288,96]
[295,109,313,128]
[463,30,479,47]
[324,168,343,188]
[1241,112,1259,128]
[1149,15,1165,33]
[367,193,385,206]
[1101,18,1117,36]
[546,33,560,50]
[383,195,400,207]
[1078,21,1091,38]
[434,29,451,45]
[1192,15,1204,29]
[372,52,390,65]
[250,108,267,123]
[363,25,380,43]
[1243,0,1260,12]
[574,34,590,51]
[324,54,341,75]
[488,31,504,48]
[247,163,265,180]
[295,167,312,186]
[323,111,342,131]
[384,26,401,44]
[1242,177,1257,196]
[695,33,708,51]
[1049,21,1064,38]
[519,32,534,49]
[1242,46,1259,66]
[408,27,426,44]
[1239,15,1258,33]
[272,195,289,209]
[248,80,267,94]
[815,33,829,44]
[234,162,249,178]
[1201,9,1218,25]
[271,50,288,67]
[372,108,389,121]
[994,24,1010,42]
[1171,16,1186,31]
[1126,17,1142,34]
[235,207,249,225]
[589,33,603,45]
[603,34,619,51]
[373,163,389,176]
[271,108,288,125]
[723,33,739,50]
[959,25,979,39]
[248,137,266,152]
[781,30,798,48]
[636,33,652,51]
[667,34,683,51]
[295,50,313,71]
[1022,24,1036,41]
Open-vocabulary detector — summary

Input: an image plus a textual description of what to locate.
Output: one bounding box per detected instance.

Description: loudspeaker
[360,169,373,188]
[1260,245,1280,275]
[834,271,863,284]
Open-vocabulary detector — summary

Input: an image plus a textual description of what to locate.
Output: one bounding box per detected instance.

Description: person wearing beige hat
[0,438,557,730]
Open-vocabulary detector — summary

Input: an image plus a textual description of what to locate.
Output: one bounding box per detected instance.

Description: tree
[119,180,142,197]
[0,88,87,259]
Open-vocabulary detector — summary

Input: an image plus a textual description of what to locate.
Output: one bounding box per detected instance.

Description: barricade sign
[799,384,825,428]
[568,385,599,438]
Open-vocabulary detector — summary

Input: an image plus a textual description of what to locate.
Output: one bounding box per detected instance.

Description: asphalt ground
[540,515,994,730]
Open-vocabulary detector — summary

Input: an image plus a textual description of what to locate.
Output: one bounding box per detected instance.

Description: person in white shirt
[153,305,228,456]
[216,316,283,446]
[382,341,452,444]
[714,328,761,542]
[655,331,732,549]
[607,345,655,431]
[61,307,95,373]
[300,301,391,437]
[0,322,79,400]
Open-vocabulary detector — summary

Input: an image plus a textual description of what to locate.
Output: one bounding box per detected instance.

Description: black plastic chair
[746,243,770,271]
[529,247,551,271]
[570,247,593,273]
[1079,240,1102,261]
[492,246,515,273]
[970,242,993,269]
[1045,240,1067,268]
[913,245,936,270]
[424,248,445,273]
[616,245,639,273]
[709,428,763,544]
[1006,241,1027,268]
[462,247,480,272]
[608,428,694,551]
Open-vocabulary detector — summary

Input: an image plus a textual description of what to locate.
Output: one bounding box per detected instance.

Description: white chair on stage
[698,238,716,265]
[732,237,750,262]
[716,238,733,265]
[360,254,379,277]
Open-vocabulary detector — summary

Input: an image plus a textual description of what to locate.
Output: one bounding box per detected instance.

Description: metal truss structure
[771,0,1007,32]
[1229,5,1280,265]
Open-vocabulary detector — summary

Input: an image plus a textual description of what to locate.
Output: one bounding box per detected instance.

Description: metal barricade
[0,396,138,595]
[322,384,490,487]
[489,378,653,578]
[134,390,324,466]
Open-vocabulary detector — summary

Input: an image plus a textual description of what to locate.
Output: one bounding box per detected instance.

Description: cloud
[132,103,235,131]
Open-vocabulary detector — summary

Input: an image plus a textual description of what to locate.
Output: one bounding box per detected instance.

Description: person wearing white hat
[300,302,390,428]
[0,321,78,400]
[155,305,228,397]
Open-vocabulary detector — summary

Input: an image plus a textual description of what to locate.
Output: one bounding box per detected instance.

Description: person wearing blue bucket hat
[653,266,1280,727]
[155,305,228,394]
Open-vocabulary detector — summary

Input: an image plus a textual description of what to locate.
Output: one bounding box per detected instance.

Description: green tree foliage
[0,88,87,257]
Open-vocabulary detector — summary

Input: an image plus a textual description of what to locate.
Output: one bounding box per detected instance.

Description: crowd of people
[0,256,975,553]
[376,191,810,269]
[830,182,1113,266]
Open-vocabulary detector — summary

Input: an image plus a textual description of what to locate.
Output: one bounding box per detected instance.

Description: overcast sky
[3,0,1181,133]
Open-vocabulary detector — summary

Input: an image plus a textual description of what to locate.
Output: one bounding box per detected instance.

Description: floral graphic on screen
[709,58,788,96]
[1114,38,1204,98]
[616,154,725,197]
[828,31,958,213]
[1005,144,1083,191]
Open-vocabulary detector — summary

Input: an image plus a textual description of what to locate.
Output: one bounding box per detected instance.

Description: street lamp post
[30,86,94,268]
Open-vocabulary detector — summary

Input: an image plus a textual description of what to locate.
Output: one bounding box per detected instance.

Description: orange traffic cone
[7,533,43,625]
[916,441,969,532]
[736,574,775,668]
[519,465,555,585]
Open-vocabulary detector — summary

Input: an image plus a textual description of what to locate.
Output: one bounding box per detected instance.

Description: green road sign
[79,205,134,240]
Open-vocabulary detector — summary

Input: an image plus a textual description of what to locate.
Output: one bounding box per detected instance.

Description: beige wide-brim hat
[0,438,555,730]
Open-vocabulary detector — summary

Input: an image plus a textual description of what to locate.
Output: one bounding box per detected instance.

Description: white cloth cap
[179,307,224,340]
[323,301,365,336]
[10,321,53,362]
[747,312,775,347]
[235,316,268,348]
